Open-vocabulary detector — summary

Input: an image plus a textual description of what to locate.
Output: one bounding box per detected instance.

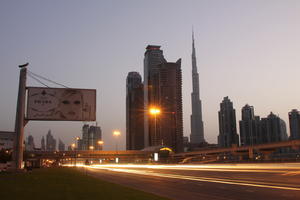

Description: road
[75,163,300,200]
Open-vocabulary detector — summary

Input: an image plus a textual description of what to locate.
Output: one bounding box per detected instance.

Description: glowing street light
[89,146,94,150]
[97,140,104,150]
[149,107,161,115]
[113,130,121,137]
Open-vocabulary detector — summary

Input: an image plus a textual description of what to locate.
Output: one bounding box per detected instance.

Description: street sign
[26,87,96,121]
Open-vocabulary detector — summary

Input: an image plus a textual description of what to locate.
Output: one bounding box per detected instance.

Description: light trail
[64,163,300,191]
[64,163,300,173]
[87,166,300,191]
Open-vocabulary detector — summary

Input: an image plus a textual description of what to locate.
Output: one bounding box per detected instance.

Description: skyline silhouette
[1,1,300,150]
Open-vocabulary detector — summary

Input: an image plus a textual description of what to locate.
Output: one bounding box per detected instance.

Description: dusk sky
[1,0,300,150]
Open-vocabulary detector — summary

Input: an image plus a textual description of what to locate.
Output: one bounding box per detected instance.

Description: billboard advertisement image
[26,87,96,121]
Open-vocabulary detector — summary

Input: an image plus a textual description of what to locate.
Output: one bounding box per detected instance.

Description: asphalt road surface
[77,163,300,200]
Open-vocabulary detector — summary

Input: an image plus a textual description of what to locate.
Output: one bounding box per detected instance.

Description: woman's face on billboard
[60,91,83,120]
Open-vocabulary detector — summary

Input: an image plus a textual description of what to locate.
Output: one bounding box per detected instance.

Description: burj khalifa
[190,32,205,144]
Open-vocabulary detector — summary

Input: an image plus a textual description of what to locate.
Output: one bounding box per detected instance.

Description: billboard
[26,87,96,121]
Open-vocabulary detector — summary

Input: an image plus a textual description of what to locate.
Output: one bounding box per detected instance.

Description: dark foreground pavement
[81,163,300,200]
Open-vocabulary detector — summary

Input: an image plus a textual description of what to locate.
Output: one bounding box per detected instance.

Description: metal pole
[154,115,157,146]
[115,136,118,163]
[75,140,77,166]
[13,64,28,170]
[74,148,77,166]
[116,137,118,153]
[173,112,176,151]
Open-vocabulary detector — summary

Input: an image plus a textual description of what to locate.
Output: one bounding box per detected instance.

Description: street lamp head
[149,107,161,115]
[89,146,94,150]
[113,130,121,137]
[71,143,75,148]
[98,140,104,145]
[75,137,80,141]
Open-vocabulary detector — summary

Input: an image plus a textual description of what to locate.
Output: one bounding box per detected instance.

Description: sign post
[13,63,28,170]
[12,65,96,171]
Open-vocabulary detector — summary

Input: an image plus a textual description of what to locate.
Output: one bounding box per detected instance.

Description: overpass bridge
[24,150,155,166]
[24,140,300,166]
[173,139,300,163]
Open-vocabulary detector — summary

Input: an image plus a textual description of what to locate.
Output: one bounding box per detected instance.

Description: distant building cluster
[76,124,102,150]
[25,130,65,152]
[217,96,299,147]
[21,125,103,152]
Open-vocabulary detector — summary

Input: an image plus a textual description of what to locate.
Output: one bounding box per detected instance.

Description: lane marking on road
[88,167,300,191]
[70,163,300,174]
[281,171,300,176]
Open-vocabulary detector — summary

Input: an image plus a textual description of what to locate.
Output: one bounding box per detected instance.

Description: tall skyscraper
[58,139,65,151]
[81,124,89,150]
[183,136,189,152]
[143,45,166,148]
[190,32,205,145]
[46,130,56,151]
[239,104,260,146]
[25,135,35,151]
[157,60,183,152]
[288,109,300,140]
[143,45,183,152]
[259,118,268,144]
[218,96,239,147]
[126,72,144,150]
[77,139,83,150]
[79,124,102,150]
[260,112,288,143]
[41,136,45,151]
[89,125,102,150]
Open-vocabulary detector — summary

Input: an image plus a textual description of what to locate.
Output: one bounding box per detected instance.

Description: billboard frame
[25,86,97,122]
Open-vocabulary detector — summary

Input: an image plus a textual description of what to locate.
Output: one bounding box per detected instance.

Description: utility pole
[13,63,28,170]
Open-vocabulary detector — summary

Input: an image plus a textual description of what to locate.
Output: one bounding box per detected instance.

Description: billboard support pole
[13,63,28,171]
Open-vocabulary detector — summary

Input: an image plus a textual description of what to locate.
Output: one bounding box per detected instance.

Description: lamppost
[74,137,80,166]
[149,107,161,146]
[71,143,75,166]
[113,130,121,161]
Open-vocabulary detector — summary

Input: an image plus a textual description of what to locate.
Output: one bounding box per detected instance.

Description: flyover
[24,139,300,165]
[173,139,300,162]
[24,150,156,166]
